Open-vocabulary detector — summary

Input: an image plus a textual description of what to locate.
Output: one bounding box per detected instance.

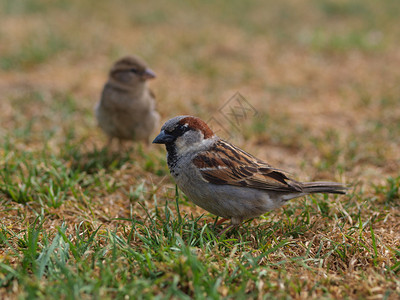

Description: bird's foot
[217,223,238,237]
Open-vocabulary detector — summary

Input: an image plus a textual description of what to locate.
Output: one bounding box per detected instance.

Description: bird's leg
[209,218,231,235]
[217,217,242,236]
[107,136,113,148]
[210,217,229,230]
[138,140,149,155]
[215,218,229,226]
[144,137,151,147]
[218,223,239,236]
[106,136,114,154]
[118,139,125,152]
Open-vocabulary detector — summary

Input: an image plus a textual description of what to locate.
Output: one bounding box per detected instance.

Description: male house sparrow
[95,55,160,146]
[153,116,347,233]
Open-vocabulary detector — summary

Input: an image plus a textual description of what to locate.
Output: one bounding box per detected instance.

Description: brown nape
[179,116,214,139]
[111,56,147,73]
[116,56,147,67]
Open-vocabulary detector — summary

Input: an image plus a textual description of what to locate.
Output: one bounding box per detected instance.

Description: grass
[1,0,400,298]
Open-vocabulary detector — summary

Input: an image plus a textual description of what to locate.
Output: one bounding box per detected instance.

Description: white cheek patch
[175,132,215,156]
[175,137,190,154]
[175,135,203,155]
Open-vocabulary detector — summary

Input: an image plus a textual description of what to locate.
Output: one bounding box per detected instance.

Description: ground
[0,0,399,298]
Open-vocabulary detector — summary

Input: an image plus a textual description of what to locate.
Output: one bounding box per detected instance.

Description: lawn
[0,0,399,298]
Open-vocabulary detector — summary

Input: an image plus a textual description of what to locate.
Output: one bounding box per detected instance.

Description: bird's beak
[152,130,175,144]
[142,68,156,80]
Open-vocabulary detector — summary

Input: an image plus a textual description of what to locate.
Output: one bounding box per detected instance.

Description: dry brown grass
[1,0,399,298]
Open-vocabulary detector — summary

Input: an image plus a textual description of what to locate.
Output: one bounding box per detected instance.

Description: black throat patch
[166,143,179,177]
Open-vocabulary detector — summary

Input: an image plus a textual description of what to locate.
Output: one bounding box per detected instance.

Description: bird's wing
[192,140,303,192]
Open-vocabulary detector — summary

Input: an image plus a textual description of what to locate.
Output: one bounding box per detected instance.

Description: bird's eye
[169,125,190,137]
[130,68,138,73]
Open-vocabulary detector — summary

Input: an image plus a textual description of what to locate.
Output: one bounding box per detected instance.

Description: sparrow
[95,55,160,146]
[153,115,347,234]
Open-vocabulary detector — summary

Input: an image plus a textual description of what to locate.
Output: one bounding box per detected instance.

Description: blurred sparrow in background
[153,116,347,234]
[95,55,159,147]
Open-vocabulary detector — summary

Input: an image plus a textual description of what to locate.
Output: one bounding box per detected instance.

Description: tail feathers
[301,181,347,195]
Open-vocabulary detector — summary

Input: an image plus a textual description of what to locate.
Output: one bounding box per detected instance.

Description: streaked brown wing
[192,140,302,192]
